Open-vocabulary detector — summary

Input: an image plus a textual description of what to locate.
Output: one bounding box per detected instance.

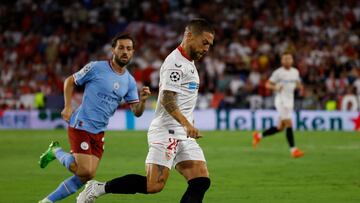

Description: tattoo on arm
[161,90,178,113]
[157,165,166,183]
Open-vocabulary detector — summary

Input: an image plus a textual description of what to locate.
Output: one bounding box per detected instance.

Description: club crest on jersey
[113,82,120,90]
[80,142,89,150]
[170,71,181,82]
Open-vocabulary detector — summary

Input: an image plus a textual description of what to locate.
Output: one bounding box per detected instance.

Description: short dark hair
[281,51,293,56]
[186,18,215,36]
[111,33,135,48]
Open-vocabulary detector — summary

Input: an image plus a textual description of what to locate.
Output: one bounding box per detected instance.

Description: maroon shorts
[68,127,105,159]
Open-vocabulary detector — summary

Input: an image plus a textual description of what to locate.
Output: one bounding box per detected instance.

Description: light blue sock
[54,148,75,170]
[47,175,84,202]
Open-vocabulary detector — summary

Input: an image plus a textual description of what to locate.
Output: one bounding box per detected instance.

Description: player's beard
[189,46,205,61]
[114,55,130,67]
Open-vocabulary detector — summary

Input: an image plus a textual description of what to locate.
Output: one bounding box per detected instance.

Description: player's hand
[61,106,73,122]
[185,124,202,139]
[275,84,283,92]
[140,86,151,102]
[299,85,305,97]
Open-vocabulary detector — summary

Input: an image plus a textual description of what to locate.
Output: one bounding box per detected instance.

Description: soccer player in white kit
[77,18,215,203]
[253,52,305,158]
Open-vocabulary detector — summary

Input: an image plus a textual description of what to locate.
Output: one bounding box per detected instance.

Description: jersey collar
[108,60,127,75]
[177,46,193,62]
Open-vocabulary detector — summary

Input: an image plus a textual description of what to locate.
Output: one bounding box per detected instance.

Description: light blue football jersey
[69,60,139,134]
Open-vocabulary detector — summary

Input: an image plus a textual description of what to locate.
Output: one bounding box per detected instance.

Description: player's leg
[252,103,292,148]
[76,138,175,203]
[39,154,99,203]
[39,128,103,202]
[175,140,210,203]
[253,120,284,148]
[92,163,169,195]
[176,160,210,203]
[252,105,287,148]
[282,119,304,158]
[73,153,100,181]
[104,138,173,194]
[76,163,169,203]
[63,127,103,179]
[39,140,78,171]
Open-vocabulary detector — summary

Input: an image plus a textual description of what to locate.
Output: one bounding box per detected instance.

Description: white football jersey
[269,66,300,108]
[148,47,199,142]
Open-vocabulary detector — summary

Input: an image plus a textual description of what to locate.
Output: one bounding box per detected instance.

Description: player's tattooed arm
[161,90,201,138]
[161,90,178,113]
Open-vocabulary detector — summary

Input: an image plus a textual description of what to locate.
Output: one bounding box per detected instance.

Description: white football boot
[77,180,106,203]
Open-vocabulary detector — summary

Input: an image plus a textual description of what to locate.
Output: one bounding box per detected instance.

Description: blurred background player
[77,18,215,203]
[253,52,304,158]
[38,34,151,203]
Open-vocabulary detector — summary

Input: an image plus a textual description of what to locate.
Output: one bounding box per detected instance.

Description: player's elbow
[76,168,96,181]
[131,105,143,117]
[64,75,76,87]
[133,111,143,117]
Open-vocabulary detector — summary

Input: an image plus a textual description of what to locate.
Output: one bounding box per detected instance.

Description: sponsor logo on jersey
[188,82,199,90]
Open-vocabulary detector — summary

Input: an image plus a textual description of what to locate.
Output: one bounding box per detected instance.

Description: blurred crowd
[1,0,360,111]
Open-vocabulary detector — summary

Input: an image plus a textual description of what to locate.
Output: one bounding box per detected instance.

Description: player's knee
[76,168,95,180]
[69,162,78,173]
[147,182,165,194]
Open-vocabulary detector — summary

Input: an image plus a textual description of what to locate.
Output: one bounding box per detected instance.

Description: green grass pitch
[0,130,359,203]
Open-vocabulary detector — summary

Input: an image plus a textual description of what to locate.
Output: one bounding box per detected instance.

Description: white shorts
[275,104,293,120]
[145,138,206,169]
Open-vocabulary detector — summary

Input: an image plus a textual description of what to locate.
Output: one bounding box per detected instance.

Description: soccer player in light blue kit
[38,34,151,203]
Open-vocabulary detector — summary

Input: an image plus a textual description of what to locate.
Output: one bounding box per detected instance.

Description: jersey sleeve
[73,62,96,86]
[124,77,139,104]
[269,70,279,83]
[162,63,183,94]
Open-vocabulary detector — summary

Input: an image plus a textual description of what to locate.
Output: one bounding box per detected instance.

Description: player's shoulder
[90,60,109,68]
[162,49,191,72]
[290,67,300,74]
[82,60,107,70]
[125,69,136,83]
[273,67,283,74]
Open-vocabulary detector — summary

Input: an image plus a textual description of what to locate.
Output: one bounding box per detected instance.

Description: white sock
[290,147,297,153]
[258,133,263,138]
[40,197,53,203]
